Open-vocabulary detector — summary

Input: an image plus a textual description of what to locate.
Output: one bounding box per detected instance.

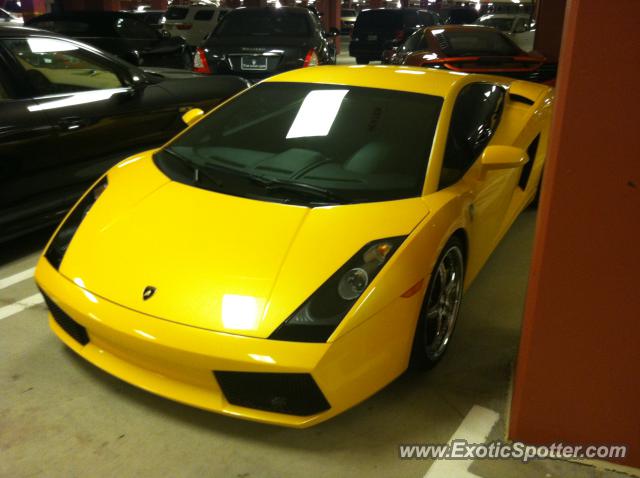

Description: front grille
[214,371,330,416]
[40,290,89,346]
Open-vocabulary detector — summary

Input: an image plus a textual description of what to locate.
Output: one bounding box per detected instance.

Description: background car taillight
[193,48,211,74]
[303,49,319,67]
[176,23,193,30]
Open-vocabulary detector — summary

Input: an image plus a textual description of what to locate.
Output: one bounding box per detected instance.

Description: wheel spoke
[423,245,464,361]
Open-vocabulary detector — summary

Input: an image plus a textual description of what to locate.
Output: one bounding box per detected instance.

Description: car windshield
[165,7,188,20]
[214,10,310,37]
[434,29,520,56]
[354,10,403,31]
[156,82,443,206]
[476,17,515,32]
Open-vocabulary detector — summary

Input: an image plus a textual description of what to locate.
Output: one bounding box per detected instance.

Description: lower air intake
[41,290,89,346]
[214,371,330,416]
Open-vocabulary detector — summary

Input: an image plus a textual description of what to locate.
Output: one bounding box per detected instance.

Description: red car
[386,25,554,83]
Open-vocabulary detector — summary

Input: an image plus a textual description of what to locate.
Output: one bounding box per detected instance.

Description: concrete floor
[0,45,630,478]
[0,208,628,478]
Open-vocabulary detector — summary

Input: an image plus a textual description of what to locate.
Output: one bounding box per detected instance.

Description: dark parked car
[130,10,166,31]
[388,25,554,83]
[194,7,338,82]
[0,25,248,242]
[440,7,479,25]
[349,8,439,64]
[27,11,191,69]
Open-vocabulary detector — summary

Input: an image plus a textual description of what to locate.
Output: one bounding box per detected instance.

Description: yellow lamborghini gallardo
[35,65,553,427]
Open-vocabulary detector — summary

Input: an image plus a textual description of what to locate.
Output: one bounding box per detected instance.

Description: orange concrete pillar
[20,0,46,20]
[317,0,340,54]
[533,0,566,61]
[148,0,167,9]
[509,0,640,469]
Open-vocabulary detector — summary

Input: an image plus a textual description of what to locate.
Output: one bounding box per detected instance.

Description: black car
[27,11,191,69]
[194,7,338,82]
[130,10,167,31]
[0,25,248,242]
[440,7,479,25]
[349,8,439,64]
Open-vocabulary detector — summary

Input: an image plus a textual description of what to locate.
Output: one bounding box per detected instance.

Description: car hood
[59,154,429,339]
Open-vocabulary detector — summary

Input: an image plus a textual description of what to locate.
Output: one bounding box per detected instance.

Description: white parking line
[424,405,500,478]
[0,267,35,290]
[0,293,44,321]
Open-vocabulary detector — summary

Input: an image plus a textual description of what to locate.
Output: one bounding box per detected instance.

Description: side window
[194,10,215,21]
[417,11,436,26]
[115,16,158,39]
[401,30,423,52]
[439,83,506,189]
[2,38,123,96]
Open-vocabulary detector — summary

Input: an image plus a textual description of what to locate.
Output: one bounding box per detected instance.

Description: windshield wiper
[171,155,349,205]
[247,175,349,204]
[164,149,223,190]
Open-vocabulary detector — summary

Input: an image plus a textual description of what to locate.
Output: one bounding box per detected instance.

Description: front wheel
[410,237,465,370]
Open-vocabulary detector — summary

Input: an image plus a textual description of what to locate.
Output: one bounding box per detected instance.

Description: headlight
[44,176,108,270]
[269,236,406,343]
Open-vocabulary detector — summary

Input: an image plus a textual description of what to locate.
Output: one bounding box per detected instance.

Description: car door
[438,83,517,271]
[0,47,61,238]
[1,35,177,203]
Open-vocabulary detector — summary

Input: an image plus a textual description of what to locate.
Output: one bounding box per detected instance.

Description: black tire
[409,236,465,370]
[356,57,369,65]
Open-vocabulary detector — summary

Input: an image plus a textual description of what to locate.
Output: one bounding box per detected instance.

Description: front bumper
[35,256,420,427]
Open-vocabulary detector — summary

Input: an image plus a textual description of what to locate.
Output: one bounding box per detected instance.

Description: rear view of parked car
[349,8,439,64]
[389,25,553,83]
[194,7,337,81]
[27,11,191,69]
[163,5,230,47]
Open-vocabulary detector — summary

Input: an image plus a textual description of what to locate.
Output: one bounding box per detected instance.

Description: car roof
[478,13,530,19]
[423,24,503,34]
[263,65,477,98]
[230,6,311,12]
[0,24,64,37]
[29,10,136,20]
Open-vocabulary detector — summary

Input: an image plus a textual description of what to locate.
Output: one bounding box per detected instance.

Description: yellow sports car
[35,65,553,427]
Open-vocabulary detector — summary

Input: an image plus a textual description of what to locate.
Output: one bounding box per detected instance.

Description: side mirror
[182,108,204,126]
[480,146,528,172]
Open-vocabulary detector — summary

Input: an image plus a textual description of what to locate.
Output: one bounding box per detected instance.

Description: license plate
[241,56,268,71]
[367,34,378,41]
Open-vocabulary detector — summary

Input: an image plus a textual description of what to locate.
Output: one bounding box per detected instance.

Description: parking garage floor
[0,207,629,478]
